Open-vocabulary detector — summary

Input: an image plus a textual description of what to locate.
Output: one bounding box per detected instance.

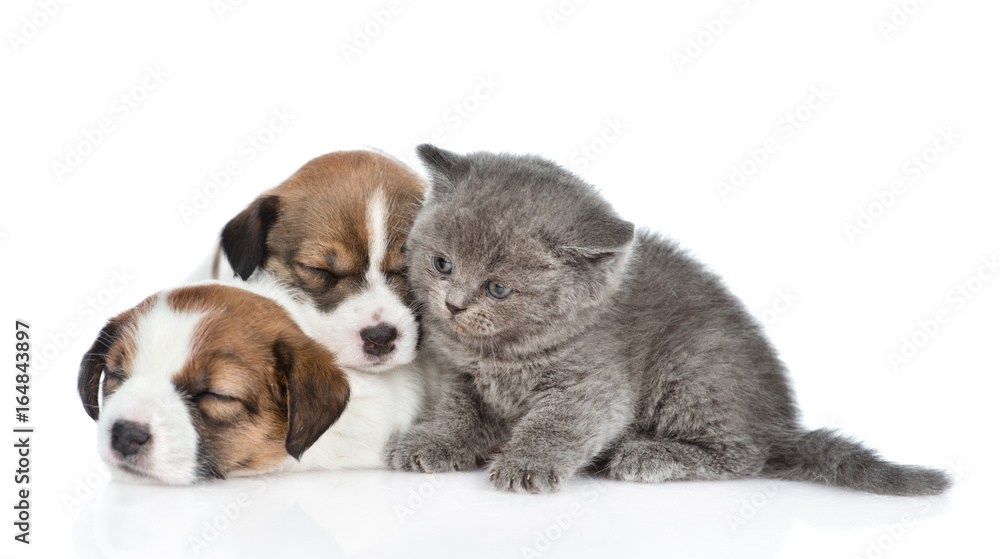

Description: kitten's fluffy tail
[761,428,951,496]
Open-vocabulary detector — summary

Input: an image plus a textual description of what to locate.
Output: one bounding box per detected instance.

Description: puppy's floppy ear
[78,319,122,421]
[220,195,281,281]
[415,144,469,197]
[273,336,351,460]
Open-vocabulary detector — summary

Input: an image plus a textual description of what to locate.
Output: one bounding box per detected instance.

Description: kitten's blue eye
[486,280,513,300]
[432,256,453,275]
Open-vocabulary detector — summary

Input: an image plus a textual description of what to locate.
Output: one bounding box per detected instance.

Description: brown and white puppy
[78,276,432,484]
[213,149,427,373]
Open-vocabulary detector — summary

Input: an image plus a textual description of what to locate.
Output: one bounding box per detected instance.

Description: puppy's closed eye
[295,262,343,285]
[194,391,250,423]
[194,390,238,402]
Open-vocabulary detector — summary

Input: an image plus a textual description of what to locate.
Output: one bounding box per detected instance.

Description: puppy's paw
[487,454,571,494]
[385,430,481,473]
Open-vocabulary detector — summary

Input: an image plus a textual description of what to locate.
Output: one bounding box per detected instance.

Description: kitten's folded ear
[415,144,470,196]
[557,214,635,262]
[555,215,634,301]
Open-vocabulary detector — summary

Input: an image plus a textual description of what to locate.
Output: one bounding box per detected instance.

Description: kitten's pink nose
[446,302,465,316]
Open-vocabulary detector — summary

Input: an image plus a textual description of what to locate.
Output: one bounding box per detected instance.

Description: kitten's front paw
[487,455,572,494]
[385,430,481,473]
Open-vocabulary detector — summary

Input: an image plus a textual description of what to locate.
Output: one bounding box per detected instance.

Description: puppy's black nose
[361,323,398,357]
[446,302,466,316]
[111,420,151,457]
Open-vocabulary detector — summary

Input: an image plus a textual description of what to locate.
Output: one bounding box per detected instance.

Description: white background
[2,0,998,557]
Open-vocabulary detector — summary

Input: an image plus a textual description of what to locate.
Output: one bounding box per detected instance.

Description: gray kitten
[386,144,950,496]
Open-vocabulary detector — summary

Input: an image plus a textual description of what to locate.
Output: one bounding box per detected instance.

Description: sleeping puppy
[77,276,433,484]
[213,149,427,374]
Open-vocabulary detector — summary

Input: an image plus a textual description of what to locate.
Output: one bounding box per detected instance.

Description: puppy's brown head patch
[165,283,351,475]
[219,150,427,312]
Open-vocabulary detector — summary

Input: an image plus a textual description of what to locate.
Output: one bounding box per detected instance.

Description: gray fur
[386,144,951,496]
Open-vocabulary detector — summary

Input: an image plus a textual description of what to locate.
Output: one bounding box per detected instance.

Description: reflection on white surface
[72,468,954,559]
